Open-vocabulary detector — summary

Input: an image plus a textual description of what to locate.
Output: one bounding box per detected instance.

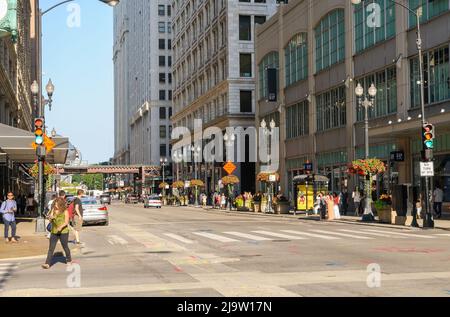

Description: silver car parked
[81,197,109,226]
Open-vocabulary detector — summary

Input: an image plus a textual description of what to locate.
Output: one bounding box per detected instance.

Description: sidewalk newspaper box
[293,174,329,212]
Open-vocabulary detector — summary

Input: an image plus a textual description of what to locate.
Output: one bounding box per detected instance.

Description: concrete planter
[377,207,393,224]
[275,203,290,214]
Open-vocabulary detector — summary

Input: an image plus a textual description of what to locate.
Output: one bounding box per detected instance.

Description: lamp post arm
[42,0,75,16]
[387,0,419,17]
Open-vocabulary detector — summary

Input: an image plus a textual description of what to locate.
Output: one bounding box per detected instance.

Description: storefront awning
[293,174,329,183]
[0,123,69,164]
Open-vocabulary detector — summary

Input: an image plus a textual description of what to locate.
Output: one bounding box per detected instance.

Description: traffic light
[422,123,434,150]
[34,118,44,145]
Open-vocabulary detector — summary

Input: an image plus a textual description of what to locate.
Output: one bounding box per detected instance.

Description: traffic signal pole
[34,118,46,233]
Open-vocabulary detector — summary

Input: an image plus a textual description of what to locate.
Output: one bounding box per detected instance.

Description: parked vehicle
[100,194,111,205]
[144,195,162,208]
[125,194,139,204]
[81,198,109,226]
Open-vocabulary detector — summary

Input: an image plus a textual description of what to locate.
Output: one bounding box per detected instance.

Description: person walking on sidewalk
[433,185,444,219]
[42,197,72,269]
[352,188,361,216]
[71,190,84,245]
[1,192,18,243]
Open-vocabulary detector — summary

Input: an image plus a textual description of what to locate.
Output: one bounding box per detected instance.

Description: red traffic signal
[34,118,45,145]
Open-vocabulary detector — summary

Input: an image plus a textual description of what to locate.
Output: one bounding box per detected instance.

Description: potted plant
[235,195,248,211]
[274,195,291,214]
[375,194,392,224]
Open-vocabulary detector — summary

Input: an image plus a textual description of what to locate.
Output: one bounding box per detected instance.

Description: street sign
[304,162,313,171]
[223,161,236,175]
[420,162,434,177]
[390,151,405,162]
[269,174,277,182]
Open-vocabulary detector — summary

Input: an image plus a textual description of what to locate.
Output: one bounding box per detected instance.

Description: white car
[144,195,162,208]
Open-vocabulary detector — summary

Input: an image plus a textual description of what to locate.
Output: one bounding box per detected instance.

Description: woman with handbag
[42,197,72,269]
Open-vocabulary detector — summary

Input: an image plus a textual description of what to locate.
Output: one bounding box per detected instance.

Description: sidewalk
[0,218,80,261]
[180,205,450,231]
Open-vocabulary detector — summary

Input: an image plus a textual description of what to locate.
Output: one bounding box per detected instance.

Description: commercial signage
[390,151,405,162]
[0,0,18,40]
[420,162,434,177]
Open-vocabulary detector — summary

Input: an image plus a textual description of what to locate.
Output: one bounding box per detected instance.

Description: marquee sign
[0,0,17,41]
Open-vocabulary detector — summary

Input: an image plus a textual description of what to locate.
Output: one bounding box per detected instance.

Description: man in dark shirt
[72,189,84,245]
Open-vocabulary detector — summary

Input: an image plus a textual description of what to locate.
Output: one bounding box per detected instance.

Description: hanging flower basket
[29,162,55,179]
[190,179,205,187]
[221,175,240,185]
[172,181,185,188]
[159,182,169,189]
[257,172,280,182]
[348,158,386,176]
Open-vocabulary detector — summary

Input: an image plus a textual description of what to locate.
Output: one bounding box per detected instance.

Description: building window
[158,5,165,16]
[168,73,172,84]
[354,0,395,53]
[159,39,165,50]
[409,0,449,28]
[314,9,345,73]
[167,23,172,33]
[159,56,165,66]
[160,125,167,138]
[167,5,172,17]
[160,144,167,157]
[168,56,172,67]
[239,15,251,41]
[316,86,346,132]
[240,90,252,113]
[285,33,308,87]
[168,90,173,100]
[159,73,166,83]
[160,107,166,119]
[258,52,279,100]
[169,107,172,118]
[240,53,252,77]
[410,45,450,108]
[158,22,166,33]
[286,100,309,139]
[168,39,172,49]
[356,66,397,120]
[255,15,266,25]
[159,90,166,101]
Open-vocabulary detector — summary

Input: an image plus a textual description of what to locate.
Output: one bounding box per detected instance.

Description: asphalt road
[1,202,450,297]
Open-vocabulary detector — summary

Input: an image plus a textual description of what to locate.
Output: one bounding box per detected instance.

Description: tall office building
[113,0,173,166]
[255,0,450,204]
[171,0,278,194]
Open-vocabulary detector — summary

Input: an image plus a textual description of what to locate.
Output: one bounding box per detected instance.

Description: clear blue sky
[41,0,114,164]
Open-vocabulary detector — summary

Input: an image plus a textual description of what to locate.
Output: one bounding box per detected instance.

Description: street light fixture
[351,0,432,228]
[191,145,201,206]
[260,119,277,213]
[355,82,377,221]
[160,157,168,199]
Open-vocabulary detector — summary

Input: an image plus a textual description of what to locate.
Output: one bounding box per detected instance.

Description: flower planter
[275,203,291,214]
[377,206,392,224]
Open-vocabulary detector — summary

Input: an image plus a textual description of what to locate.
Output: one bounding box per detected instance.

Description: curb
[177,206,450,231]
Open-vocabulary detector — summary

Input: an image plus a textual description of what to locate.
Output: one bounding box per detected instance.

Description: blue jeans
[3,219,17,239]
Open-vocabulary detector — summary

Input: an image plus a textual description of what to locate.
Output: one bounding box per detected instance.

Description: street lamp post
[351,0,432,228]
[224,132,236,211]
[355,83,377,220]
[260,119,276,213]
[160,157,168,198]
[191,145,201,206]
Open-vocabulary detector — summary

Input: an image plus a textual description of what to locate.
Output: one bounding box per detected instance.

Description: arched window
[314,9,345,73]
[285,33,308,87]
[354,0,395,53]
[258,52,279,100]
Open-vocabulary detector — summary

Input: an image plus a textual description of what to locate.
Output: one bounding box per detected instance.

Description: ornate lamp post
[224,132,236,211]
[355,83,377,220]
[160,157,168,197]
[260,119,277,213]
[191,145,201,206]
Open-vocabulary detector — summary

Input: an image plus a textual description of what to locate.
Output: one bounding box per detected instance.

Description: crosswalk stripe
[338,229,406,238]
[435,234,450,237]
[362,229,435,239]
[310,230,373,240]
[106,235,128,245]
[193,232,239,243]
[164,233,195,244]
[224,232,273,241]
[281,230,341,240]
[251,231,307,240]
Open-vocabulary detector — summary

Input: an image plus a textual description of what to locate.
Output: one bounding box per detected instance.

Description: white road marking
[224,232,273,241]
[251,231,307,240]
[310,230,373,240]
[435,234,450,237]
[106,235,128,245]
[281,230,341,240]
[163,233,195,244]
[338,229,406,238]
[362,229,435,239]
[193,232,240,243]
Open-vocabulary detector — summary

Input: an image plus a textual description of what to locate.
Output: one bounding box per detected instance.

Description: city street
[1,203,450,297]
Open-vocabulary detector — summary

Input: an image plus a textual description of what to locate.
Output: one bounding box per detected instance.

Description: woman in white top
[352,189,361,216]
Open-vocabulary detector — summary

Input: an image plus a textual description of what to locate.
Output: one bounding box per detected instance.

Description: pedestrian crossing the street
[0,263,18,292]
[156,227,450,246]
